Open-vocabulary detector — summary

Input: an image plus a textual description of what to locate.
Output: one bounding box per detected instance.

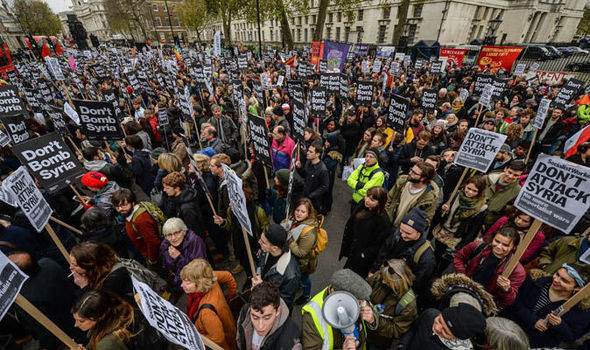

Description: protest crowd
[1,40,590,350]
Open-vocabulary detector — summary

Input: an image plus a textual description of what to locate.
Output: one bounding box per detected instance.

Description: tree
[312,0,360,42]
[243,0,307,49]
[392,0,410,46]
[12,0,61,35]
[577,8,590,37]
[178,0,209,42]
[104,0,152,41]
[206,0,249,45]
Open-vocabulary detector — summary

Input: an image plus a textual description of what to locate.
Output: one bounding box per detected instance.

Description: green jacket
[347,162,385,203]
[484,173,522,227]
[87,332,129,350]
[538,236,584,274]
[287,217,319,274]
[221,205,269,240]
[366,274,418,348]
[385,175,439,227]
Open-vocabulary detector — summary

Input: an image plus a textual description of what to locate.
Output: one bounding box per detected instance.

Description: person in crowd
[365,259,419,349]
[253,223,301,307]
[483,317,529,350]
[340,110,362,163]
[112,189,162,265]
[398,130,435,174]
[511,140,530,161]
[283,198,320,305]
[80,207,128,258]
[454,227,526,307]
[501,263,590,348]
[82,146,127,187]
[537,233,590,275]
[72,290,134,350]
[236,281,301,350]
[347,148,385,206]
[538,107,565,154]
[210,104,238,147]
[484,160,525,227]
[123,119,152,151]
[302,269,372,349]
[408,110,425,138]
[371,208,435,300]
[351,127,376,160]
[567,141,590,166]
[160,217,207,289]
[180,259,237,349]
[271,105,291,134]
[153,152,183,210]
[339,187,391,278]
[80,171,121,218]
[484,209,545,264]
[202,125,230,154]
[162,171,205,237]
[266,168,290,224]
[296,142,330,215]
[271,125,296,172]
[490,144,513,171]
[399,303,486,350]
[169,126,191,169]
[431,175,488,273]
[322,134,344,213]
[385,161,438,228]
[209,154,231,258]
[124,134,155,195]
[429,120,448,155]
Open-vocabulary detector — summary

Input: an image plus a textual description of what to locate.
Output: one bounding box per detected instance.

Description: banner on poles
[355,81,374,106]
[0,114,30,144]
[515,154,590,233]
[454,128,507,173]
[73,99,122,141]
[12,133,84,193]
[387,94,409,133]
[421,89,437,114]
[0,85,26,116]
[0,251,28,320]
[221,163,253,236]
[248,113,272,168]
[476,46,523,73]
[3,166,53,232]
[132,277,205,350]
[439,48,466,67]
[322,41,350,73]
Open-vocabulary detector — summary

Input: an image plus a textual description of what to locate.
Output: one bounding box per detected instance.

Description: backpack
[302,215,328,257]
[114,258,168,295]
[413,240,433,264]
[131,201,167,238]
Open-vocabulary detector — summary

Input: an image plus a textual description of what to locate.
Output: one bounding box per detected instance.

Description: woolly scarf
[187,292,208,322]
[452,103,464,113]
[449,191,484,226]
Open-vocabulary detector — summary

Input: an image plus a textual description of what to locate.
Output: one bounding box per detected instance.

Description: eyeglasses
[409,169,423,177]
[165,230,184,239]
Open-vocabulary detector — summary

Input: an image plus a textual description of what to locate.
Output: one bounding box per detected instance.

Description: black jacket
[340,120,362,157]
[539,119,564,146]
[129,150,155,195]
[398,141,435,174]
[297,160,330,213]
[167,186,205,234]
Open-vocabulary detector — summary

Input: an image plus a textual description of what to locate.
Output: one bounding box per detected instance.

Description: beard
[408,177,421,184]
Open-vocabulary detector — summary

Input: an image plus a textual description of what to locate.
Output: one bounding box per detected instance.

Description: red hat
[81,171,108,189]
[126,86,133,94]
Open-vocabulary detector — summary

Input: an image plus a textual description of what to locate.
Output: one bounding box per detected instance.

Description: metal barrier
[513,51,590,83]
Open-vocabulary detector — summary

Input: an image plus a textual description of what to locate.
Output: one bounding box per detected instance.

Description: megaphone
[322,291,360,340]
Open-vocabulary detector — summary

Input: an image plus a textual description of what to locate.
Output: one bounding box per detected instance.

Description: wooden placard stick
[525,128,539,165]
[263,166,270,189]
[242,226,257,277]
[103,141,116,160]
[14,294,78,349]
[443,167,469,210]
[582,226,590,237]
[69,184,88,206]
[49,216,83,236]
[473,102,484,128]
[117,141,132,162]
[557,283,590,317]
[191,114,204,150]
[502,219,543,277]
[44,223,71,264]
[65,136,82,158]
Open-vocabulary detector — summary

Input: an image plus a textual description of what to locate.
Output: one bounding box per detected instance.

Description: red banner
[311,41,324,72]
[439,48,467,67]
[477,46,523,73]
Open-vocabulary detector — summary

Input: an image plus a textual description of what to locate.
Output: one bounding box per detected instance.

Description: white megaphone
[322,291,360,340]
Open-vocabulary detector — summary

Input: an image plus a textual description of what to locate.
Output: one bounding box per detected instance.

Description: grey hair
[484,317,529,350]
[81,207,108,232]
[163,217,188,235]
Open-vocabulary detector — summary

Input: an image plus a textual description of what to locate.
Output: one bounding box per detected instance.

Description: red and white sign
[477,46,523,73]
[530,70,578,86]
[439,48,467,67]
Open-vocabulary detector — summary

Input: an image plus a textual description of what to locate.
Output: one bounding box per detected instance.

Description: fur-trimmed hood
[431,273,499,316]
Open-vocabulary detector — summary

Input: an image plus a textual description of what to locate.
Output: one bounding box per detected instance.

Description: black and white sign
[12,133,84,193]
[430,61,443,75]
[48,106,70,137]
[515,154,590,233]
[103,89,122,118]
[372,59,382,73]
[414,59,424,70]
[479,84,494,106]
[491,77,509,101]
[421,89,437,113]
[361,60,369,73]
[390,62,400,76]
[474,74,494,96]
[454,128,507,173]
[339,74,348,99]
[132,277,205,350]
[44,57,65,80]
[0,114,30,144]
[387,94,409,133]
[73,99,122,141]
[459,88,469,103]
[513,63,526,76]
[0,251,28,320]
[0,129,9,147]
[319,60,328,73]
[291,101,306,143]
[328,73,340,95]
[157,108,169,127]
[237,54,248,71]
[553,79,584,109]
[222,163,253,236]
[248,113,272,168]
[3,166,53,232]
[355,81,374,106]
[533,98,551,130]
[530,62,539,73]
[0,85,26,116]
[290,85,304,105]
[310,87,327,116]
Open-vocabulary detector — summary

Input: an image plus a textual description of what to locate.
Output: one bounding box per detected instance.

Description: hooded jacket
[92,181,120,218]
[129,150,155,195]
[160,230,207,287]
[286,217,319,275]
[484,172,522,227]
[385,175,438,228]
[167,186,205,235]
[84,160,127,188]
[257,250,301,307]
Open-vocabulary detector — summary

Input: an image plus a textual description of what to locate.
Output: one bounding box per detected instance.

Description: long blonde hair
[378,259,414,297]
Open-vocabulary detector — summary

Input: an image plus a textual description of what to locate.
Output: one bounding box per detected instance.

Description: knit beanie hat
[276,169,289,186]
[365,148,379,158]
[81,171,108,189]
[401,207,427,234]
[330,269,372,300]
[264,224,288,250]
[272,105,284,117]
[441,303,486,340]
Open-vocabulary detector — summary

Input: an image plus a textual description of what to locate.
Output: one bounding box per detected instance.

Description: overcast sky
[46,0,73,14]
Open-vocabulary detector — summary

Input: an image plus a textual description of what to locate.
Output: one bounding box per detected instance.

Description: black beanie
[401,207,427,234]
[272,105,284,117]
[264,224,288,250]
[441,303,486,340]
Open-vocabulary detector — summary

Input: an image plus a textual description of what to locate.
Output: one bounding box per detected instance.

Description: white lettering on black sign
[388,94,408,133]
[73,99,122,141]
[421,89,437,113]
[454,128,507,173]
[248,113,272,168]
[222,163,253,236]
[0,251,28,320]
[292,101,306,143]
[310,87,327,116]
[0,85,26,116]
[355,81,374,106]
[0,114,30,144]
[474,74,493,96]
[553,79,583,109]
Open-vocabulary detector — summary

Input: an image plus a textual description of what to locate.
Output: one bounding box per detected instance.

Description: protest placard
[430,61,443,75]
[0,114,30,144]
[553,78,584,109]
[459,88,469,103]
[474,74,493,96]
[387,94,409,133]
[533,98,551,130]
[47,106,70,137]
[44,57,65,81]
[414,59,424,70]
[0,250,28,320]
[157,107,169,127]
[355,81,374,106]
[479,84,494,106]
[3,166,53,232]
[372,59,382,73]
[0,85,26,116]
[339,74,348,99]
[513,63,526,76]
[291,101,306,143]
[290,85,304,105]
[361,60,369,73]
[132,277,205,350]
[0,129,9,147]
[63,102,80,125]
[328,73,340,95]
[248,113,272,168]
[222,163,253,237]
[310,86,327,116]
[73,99,123,141]
[454,128,507,173]
[12,133,84,193]
[319,59,328,73]
[421,89,437,114]
[390,62,400,76]
[514,154,590,233]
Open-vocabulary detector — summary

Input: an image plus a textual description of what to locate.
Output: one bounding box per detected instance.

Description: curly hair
[180,258,217,293]
[70,241,118,290]
[162,171,186,188]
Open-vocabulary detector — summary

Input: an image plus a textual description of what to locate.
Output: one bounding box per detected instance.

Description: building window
[475,6,482,19]
[292,29,295,39]
[152,4,158,11]
[304,28,308,41]
[270,29,273,41]
[382,6,390,19]
[336,27,340,41]
[155,17,162,26]
[162,4,167,11]
[298,28,301,41]
[356,26,363,42]
[337,12,342,22]
[310,0,313,8]
[468,25,476,40]
[174,18,179,26]
[312,15,316,24]
[344,26,350,42]
[326,27,331,40]
[358,9,363,21]
[407,23,417,44]
[305,16,309,25]
[378,25,386,43]
[165,17,170,26]
[328,12,333,23]
[477,25,483,38]
[413,4,422,18]
[483,7,489,20]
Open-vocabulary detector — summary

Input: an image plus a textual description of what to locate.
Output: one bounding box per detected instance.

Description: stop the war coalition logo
[73,99,123,141]
[12,133,84,193]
